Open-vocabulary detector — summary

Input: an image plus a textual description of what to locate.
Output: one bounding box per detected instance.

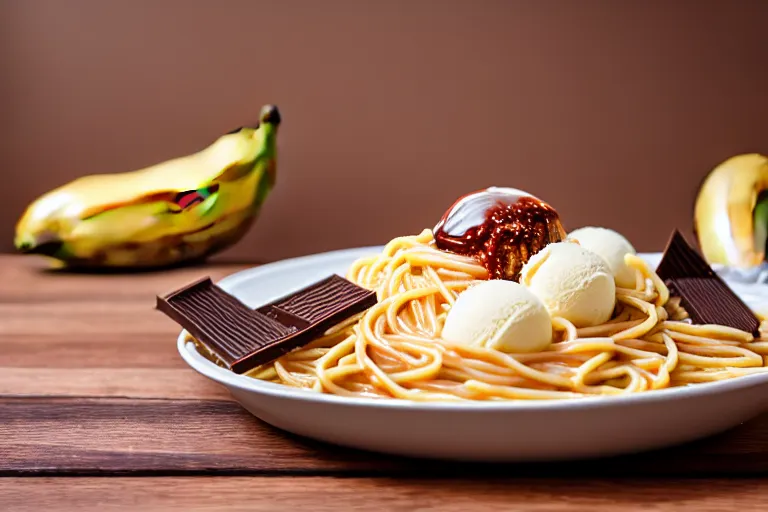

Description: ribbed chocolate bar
[656,230,760,335]
[263,275,375,323]
[157,274,377,373]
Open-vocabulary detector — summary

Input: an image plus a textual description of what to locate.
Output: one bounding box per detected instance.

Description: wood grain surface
[2,254,768,509]
[3,477,767,512]
[3,396,768,477]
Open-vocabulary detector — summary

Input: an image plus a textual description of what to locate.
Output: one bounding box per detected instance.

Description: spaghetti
[247,230,768,401]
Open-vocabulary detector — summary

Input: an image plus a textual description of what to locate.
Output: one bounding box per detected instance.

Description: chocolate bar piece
[656,230,760,335]
[157,275,377,373]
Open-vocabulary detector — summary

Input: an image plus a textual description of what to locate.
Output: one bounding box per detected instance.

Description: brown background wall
[1,0,767,263]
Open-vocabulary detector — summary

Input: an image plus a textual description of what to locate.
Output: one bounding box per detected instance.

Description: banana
[694,153,768,268]
[15,105,281,269]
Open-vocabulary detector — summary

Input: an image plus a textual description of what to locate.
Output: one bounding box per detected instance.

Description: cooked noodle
[247,230,768,401]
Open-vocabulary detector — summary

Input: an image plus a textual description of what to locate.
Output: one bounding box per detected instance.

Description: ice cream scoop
[442,280,553,353]
[568,227,637,289]
[433,187,566,281]
[520,242,616,327]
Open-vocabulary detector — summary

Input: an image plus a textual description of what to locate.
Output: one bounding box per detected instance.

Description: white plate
[178,248,768,462]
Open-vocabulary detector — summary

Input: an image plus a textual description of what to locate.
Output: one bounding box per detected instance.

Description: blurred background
[1,0,767,262]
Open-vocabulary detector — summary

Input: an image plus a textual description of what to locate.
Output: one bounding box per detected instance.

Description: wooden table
[2,254,768,511]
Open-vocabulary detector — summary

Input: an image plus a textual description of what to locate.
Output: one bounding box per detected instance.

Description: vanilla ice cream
[442,280,552,353]
[568,227,637,289]
[520,242,616,327]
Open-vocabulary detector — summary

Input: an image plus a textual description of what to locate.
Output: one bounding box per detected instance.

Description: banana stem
[753,193,768,261]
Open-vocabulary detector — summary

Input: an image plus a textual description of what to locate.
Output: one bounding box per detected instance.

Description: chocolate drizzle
[434,187,566,281]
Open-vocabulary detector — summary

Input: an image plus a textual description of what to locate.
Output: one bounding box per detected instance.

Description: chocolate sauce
[434,187,566,281]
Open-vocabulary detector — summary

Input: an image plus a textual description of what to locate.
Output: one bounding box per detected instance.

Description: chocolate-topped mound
[434,187,566,281]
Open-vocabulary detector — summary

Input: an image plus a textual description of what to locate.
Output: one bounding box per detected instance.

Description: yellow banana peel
[15,105,281,269]
[694,153,768,268]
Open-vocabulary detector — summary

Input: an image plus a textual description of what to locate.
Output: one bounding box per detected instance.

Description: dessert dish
[159,186,768,402]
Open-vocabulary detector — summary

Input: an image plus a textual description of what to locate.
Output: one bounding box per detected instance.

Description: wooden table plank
[1,397,383,475]
[1,255,246,399]
[4,333,185,368]
[1,369,231,400]
[2,477,767,512]
[0,255,249,302]
[3,397,768,476]
[0,301,186,335]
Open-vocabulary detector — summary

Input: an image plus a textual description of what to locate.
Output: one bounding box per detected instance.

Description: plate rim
[177,246,768,412]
